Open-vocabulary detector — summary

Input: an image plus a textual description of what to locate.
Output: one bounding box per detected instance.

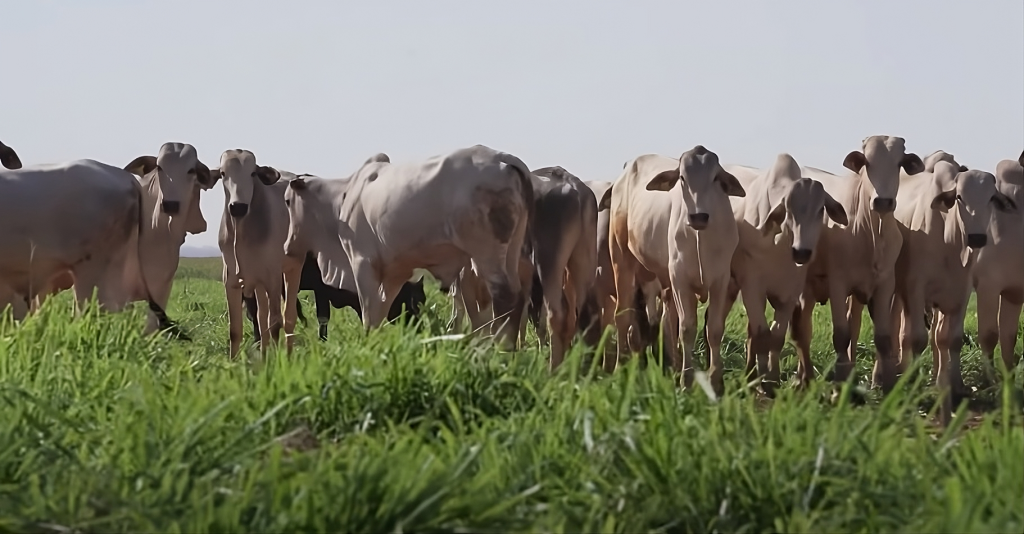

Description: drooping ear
[254,165,281,185]
[991,190,1018,213]
[716,168,746,197]
[900,152,926,175]
[0,141,22,169]
[289,177,307,190]
[930,189,957,212]
[598,187,612,211]
[843,150,868,173]
[124,155,158,177]
[757,201,787,237]
[193,160,217,189]
[823,192,849,226]
[646,168,680,191]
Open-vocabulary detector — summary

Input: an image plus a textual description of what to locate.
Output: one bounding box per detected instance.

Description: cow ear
[843,151,868,173]
[646,168,680,191]
[364,152,390,165]
[193,160,217,189]
[0,142,22,169]
[958,164,969,172]
[758,202,787,237]
[716,168,746,197]
[598,187,612,211]
[290,177,307,190]
[900,153,926,176]
[991,191,1018,213]
[930,189,957,212]
[124,155,158,177]
[1018,150,1023,168]
[823,192,849,226]
[254,165,281,185]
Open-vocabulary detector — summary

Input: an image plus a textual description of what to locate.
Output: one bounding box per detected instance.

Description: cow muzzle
[871,197,896,214]
[966,233,987,249]
[229,202,249,218]
[687,212,710,230]
[791,247,813,265]
[161,200,181,215]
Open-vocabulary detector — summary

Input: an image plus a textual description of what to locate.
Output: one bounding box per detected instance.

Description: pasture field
[1,257,1022,533]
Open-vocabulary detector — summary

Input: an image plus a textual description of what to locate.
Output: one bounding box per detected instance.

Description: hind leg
[998,297,1023,375]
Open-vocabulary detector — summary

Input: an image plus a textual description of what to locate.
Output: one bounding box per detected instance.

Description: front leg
[829,286,855,384]
[791,292,816,387]
[867,279,897,393]
[703,278,732,396]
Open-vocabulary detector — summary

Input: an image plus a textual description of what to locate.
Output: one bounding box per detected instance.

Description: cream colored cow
[791,136,924,391]
[605,145,745,393]
[722,153,848,393]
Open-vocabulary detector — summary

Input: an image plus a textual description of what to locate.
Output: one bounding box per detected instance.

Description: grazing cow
[0,158,184,333]
[0,140,21,169]
[790,136,925,391]
[213,149,291,357]
[891,161,1016,420]
[605,146,746,393]
[517,166,598,369]
[283,145,533,349]
[973,151,1024,379]
[123,143,216,333]
[245,251,427,342]
[721,154,849,393]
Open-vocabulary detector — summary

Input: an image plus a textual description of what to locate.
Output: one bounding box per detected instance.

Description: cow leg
[829,290,855,384]
[478,253,522,351]
[671,282,698,389]
[975,286,1000,383]
[998,298,1023,375]
[226,282,245,358]
[536,233,574,371]
[255,287,272,356]
[609,221,641,360]
[791,294,816,387]
[867,282,897,393]
[659,287,679,375]
[847,297,864,361]
[314,290,331,341]
[945,303,971,399]
[446,279,466,334]
[282,255,303,352]
[243,294,261,345]
[766,302,795,395]
[352,260,389,331]
[267,278,284,346]
[933,310,955,426]
[704,280,730,396]
[738,284,767,384]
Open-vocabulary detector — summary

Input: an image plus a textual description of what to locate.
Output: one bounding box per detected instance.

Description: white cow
[283,145,534,348]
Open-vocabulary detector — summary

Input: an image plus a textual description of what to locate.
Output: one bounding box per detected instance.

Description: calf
[283,146,533,349]
[721,154,848,393]
[973,152,1024,380]
[792,136,924,391]
[605,146,746,393]
[214,149,289,357]
[892,161,1015,422]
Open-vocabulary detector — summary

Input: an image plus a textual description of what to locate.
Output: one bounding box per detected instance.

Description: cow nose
[966,233,987,249]
[229,202,249,218]
[792,247,813,265]
[161,200,180,215]
[687,212,710,230]
[871,197,896,214]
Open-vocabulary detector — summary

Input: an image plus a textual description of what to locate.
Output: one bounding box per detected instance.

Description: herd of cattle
[0,136,1021,423]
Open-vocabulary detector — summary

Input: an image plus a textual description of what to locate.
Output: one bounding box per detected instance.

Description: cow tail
[135,185,190,341]
[498,153,536,257]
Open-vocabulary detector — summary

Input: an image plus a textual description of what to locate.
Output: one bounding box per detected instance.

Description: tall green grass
[0,257,1021,533]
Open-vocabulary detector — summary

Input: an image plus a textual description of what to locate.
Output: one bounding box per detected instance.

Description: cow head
[646,145,745,230]
[124,142,212,220]
[0,140,23,170]
[922,150,968,173]
[842,135,924,215]
[757,155,848,266]
[218,149,280,219]
[930,162,1017,251]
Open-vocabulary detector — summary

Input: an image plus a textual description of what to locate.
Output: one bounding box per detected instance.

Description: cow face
[0,140,22,169]
[283,176,327,259]
[645,145,745,230]
[760,177,848,265]
[842,135,925,215]
[930,164,1017,250]
[218,149,280,219]
[124,142,212,219]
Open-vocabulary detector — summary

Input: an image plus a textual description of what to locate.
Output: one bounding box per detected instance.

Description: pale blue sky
[4,1,1022,251]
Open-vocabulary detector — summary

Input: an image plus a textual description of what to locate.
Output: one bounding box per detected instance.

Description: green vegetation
[1,257,1021,533]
